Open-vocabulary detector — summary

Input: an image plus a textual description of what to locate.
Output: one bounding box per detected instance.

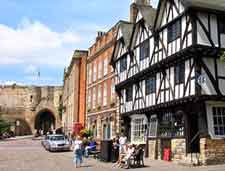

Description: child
[73,136,83,168]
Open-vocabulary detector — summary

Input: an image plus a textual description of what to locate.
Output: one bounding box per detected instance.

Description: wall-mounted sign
[197,74,207,86]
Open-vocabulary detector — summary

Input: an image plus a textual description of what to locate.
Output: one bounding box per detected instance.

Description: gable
[155,0,185,29]
[132,22,150,48]
[136,11,144,23]
[117,28,123,41]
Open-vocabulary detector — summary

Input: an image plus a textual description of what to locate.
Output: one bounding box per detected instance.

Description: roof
[118,21,134,49]
[182,0,225,11]
[154,0,225,29]
[136,5,157,28]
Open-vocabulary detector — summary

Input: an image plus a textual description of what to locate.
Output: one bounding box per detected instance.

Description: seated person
[122,144,135,168]
[85,138,96,157]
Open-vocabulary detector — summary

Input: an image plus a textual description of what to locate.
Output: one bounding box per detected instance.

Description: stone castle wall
[0,85,62,135]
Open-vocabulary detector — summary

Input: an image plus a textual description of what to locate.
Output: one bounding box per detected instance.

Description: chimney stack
[96,31,105,41]
[130,0,151,23]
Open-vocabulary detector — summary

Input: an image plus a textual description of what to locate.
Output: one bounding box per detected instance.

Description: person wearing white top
[73,136,83,168]
[119,134,127,154]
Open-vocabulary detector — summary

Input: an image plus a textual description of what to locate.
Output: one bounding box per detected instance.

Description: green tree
[0,117,10,135]
[221,51,225,61]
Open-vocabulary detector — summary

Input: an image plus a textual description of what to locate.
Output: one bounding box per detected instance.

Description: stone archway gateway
[35,109,56,134]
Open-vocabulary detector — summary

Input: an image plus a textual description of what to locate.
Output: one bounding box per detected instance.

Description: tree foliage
[79,129,93,138]
[0,117,10,135]
[221,51,225,61]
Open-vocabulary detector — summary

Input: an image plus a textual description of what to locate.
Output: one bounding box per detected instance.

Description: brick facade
[86,27,119,140]
[62,50,88,135]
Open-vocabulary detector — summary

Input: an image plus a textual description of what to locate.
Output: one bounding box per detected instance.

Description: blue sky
[0,0,158,86]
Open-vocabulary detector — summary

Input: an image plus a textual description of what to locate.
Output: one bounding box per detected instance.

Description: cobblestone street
[0,138,225,171]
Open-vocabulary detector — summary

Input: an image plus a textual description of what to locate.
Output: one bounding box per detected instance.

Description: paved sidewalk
[1,138,225,171]
[1,135,34,141]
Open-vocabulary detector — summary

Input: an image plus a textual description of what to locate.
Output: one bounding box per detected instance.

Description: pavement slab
[0,139,225,171]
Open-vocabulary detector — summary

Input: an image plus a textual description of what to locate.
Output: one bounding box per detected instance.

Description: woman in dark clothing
[111,137,120,162]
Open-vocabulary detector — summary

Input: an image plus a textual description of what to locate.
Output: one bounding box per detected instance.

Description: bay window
[158,112,184,137]
[212,107,225,136]
[131,115,147,143]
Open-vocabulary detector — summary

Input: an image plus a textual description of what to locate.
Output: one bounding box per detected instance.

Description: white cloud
[0,80,25,86]
[0,19,83,66]
[24,64,38,74]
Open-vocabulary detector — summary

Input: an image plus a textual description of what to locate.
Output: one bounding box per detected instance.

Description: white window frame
[98,85,102,106]
[93,87,96,109]
[98,61,102,79]
[88,64,92,84]
[206,101,225,139]
[87,89,91,110]
[103,82,107,106]
[111,79,115,102]
[103,58,108,76]
[148,115,158,138]
[93,62,97,82]
[130,115,148,144]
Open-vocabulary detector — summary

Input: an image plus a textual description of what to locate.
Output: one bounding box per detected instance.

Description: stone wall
[200,138,225,165]
[0,85,62,135]
[148,140,157,160]
[171,139,186,161]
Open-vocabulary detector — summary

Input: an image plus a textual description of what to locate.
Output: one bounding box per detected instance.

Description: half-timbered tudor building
[111,0,225,165]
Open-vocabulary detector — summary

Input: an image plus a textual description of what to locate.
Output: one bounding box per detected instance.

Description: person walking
[73,136,83,168]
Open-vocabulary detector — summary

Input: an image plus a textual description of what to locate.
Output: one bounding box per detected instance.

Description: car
[42,134,71,152]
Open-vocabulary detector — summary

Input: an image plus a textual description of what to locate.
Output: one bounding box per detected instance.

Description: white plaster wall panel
[190,79,195,95]
[173,5,178,18]
[179,84,184,98]
[197,13,210,46]
[221,34,225,48]
[168,5,173,23]
[156,73,161,97]
[201,69,216,95]
[175,85,179,99]
[166,90,169,102]
[210,14,219,47]
[203,58,215,78]
[170,67,175,100]
[185,60,190,83]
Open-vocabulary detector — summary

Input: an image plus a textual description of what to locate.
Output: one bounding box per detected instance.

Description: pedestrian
[111,137,119,162]
[119,133,127,154]
[73,136,83,168]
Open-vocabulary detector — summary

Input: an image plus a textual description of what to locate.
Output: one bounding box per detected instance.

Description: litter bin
[100,140,112,162]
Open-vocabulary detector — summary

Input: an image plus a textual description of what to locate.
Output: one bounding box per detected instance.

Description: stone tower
[130,0,151,23]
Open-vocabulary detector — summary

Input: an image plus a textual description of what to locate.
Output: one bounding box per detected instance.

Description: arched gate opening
[35,109,56,135]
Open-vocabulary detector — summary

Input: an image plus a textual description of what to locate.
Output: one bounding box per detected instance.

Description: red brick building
[86,26,119,140]
[62,50,88,135]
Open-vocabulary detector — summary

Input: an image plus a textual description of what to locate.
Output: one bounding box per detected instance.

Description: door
[188,114,200,153]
